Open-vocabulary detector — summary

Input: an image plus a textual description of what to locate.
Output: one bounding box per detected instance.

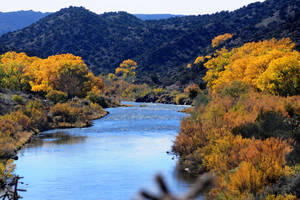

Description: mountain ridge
[0,10,184,36]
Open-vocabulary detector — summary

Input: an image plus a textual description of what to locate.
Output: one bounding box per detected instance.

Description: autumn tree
[115,59,137,83]
[204,38,299,96]
[0,52,39,91]
[212,33,233,48]
[25,54,103,97]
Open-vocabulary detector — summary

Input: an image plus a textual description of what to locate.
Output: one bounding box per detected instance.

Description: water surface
[16,102,191,200]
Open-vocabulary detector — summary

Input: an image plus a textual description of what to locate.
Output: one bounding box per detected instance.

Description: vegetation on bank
[172,38,300,199]
[0,52,111,188]
[103,59,198,105]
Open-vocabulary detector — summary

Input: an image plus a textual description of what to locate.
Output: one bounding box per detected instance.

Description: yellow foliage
[228,161,264,195]
[212,33,233,47]
[265,194,296,200]
[115,59,137,83]
[257,52,300,96]
[153,88,164,96]
[204,38,299,96]
[0,52,104,97]
[0,51,39,90]
[194,56,205,64]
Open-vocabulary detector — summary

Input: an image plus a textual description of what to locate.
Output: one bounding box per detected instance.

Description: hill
[0,0,299,86]
[0,10,182,36]
[0,10,50,36]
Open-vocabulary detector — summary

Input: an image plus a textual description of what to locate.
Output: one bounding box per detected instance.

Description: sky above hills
[2,0,264,15]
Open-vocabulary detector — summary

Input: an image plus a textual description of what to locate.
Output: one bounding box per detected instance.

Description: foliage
[0,51,38,91]
[26,53,103,97]
[1,0,300,86]
[0,52,104,98]
[0,159,15,187]
[11,94,24,105]
[0,101,46,158]
[175,93,190,105]
[173,38,300,198]
[204,38,300,96]
[45,90,68,104]
[221,81,249,99]
[87,92,108,108]
[212,33,233,48]
[265,194,296,200]
[173,89,297,198]
[50,102,85,124]
[184,84,201,99]
[153,88,164,96]
[115,59,137,83]
[49,100,105,127]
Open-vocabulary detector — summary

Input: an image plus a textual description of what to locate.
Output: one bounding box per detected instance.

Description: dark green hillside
[0,0,300,86]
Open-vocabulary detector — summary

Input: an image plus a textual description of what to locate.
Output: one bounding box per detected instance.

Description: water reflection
[26,132,86,148]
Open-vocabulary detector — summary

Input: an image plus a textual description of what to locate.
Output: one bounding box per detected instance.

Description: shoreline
[2,109,109,161]
[0,108,109,190]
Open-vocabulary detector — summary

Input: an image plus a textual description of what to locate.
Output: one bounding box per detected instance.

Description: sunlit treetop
[204,38,300,96]
[0,52,104,97]
[212,33,233,48]
[115,59,137,83]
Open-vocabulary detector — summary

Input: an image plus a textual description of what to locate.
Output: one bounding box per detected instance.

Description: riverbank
[0,90,111,188]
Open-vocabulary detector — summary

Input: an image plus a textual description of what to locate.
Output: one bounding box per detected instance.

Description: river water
[15,102,192,200]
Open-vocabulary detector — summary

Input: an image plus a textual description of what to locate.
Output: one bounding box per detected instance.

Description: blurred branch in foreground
[138,173,214,200]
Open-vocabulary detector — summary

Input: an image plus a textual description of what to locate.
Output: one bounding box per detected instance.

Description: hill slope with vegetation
[172,38,300,199]
[0,0,300,86]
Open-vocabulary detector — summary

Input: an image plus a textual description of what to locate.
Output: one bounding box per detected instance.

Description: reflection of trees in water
[26,132,87,148]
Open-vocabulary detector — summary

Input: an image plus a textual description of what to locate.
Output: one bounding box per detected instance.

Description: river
[15,102,192,200]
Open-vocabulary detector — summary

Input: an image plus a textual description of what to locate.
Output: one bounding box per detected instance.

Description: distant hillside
[0,10,50,36]
[0,0,299,86]
[134,14,183,20]
[0,11,181,36]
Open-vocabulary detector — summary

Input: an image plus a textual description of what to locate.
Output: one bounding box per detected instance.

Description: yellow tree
[0,52,39,91]
[115,59,137,83]
[212,33,233,48]
[25,54,103,97]
[203,38,299,96]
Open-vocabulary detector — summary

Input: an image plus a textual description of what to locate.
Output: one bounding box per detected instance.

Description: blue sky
[2,0,264,15]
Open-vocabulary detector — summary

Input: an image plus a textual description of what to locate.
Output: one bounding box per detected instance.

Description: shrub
[46,90,68,103]
[153,88,164,96]
[11,95,24,105]
[23,101,48,130]
[175,93,189,105]
[222,81,249,99]
[50,103,81,123]
[194,93,209,108]
[184,84,201,99]
[265,194,296,200]
[87,92,108,108]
